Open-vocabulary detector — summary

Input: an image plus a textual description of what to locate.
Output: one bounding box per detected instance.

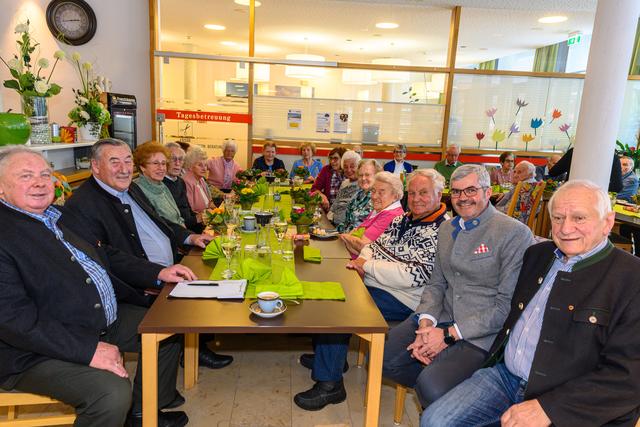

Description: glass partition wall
[151,0,640,167]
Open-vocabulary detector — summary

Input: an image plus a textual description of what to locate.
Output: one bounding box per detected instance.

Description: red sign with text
[156,109,252,124]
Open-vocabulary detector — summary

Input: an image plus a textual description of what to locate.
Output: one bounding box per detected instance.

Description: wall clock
[46,0,97,46]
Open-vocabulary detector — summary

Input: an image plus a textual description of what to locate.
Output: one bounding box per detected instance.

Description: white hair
[517,160,536,178]
[341,150,361,169]
[548,179,611,220]
[447,144,461,153]
[407,168,446,194]
[373,171,404,200]
[222,139,237,152]
[184,146,207,170]
[451,164,491,188]
[0,146,48,178]
[621,156,635,169]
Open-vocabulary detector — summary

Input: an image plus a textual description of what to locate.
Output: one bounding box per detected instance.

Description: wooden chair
[506,180,547,232]
[0,391,75,426]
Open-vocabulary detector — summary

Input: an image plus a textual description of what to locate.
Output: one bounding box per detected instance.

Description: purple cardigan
[311,165,342,203]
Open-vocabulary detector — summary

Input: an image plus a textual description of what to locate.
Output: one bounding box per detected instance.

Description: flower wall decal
[559,123,572,140]
[550,109,562,123]
[515,98,529,116]
[486,107,497,125]
[475,132,485,148]
[530,118,543,136]
[491,129,506,150]
[522,133,535,151]
[508,123,520,138]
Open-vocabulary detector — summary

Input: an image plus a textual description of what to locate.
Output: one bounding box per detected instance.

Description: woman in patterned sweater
[347,169,449,318]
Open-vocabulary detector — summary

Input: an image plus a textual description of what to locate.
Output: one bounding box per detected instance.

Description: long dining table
[138,231,388,426]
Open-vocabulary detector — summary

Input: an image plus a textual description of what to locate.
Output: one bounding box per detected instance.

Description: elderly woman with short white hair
[206,139,242,192]
[183,146,212,224]
[340,171,405,257]
[328,149,361,225]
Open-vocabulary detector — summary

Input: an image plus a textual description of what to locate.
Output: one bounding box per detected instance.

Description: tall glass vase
[21,96,50,145]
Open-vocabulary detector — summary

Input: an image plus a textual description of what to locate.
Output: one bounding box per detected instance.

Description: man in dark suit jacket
[163,142,202,233]
[66,138,233,370]
[549,147,622,192]
[422,180,640,427]
[0,147,197,426]
[534,154,562,181]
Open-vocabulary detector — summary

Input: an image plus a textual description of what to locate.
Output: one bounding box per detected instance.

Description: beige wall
[1,0,152,143]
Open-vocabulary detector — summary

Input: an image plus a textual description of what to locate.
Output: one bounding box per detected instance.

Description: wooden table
[139,241,388,427]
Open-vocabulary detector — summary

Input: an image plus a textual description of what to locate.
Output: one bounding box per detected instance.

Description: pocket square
[474,243,490,254]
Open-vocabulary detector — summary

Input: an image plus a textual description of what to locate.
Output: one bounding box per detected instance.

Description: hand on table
[158,264,197,283]
[90,342,128,378]
[346,257,366,276]
[501,400,551,427]
[188,233,214,248]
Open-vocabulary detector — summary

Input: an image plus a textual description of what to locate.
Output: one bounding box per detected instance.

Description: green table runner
[202,236,345,300]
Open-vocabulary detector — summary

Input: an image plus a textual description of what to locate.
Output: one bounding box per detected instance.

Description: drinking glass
[282,236,294,261]
[221,236,238,279]
[226,207,240,235]
[273,221,288,254]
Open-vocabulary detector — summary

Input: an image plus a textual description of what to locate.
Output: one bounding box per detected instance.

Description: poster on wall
[316,113,330,133]
[287,109,302,130]
[334,113,349,133]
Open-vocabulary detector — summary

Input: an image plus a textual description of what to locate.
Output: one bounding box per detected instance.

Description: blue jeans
[312,287,412,382]
[421,363,527,427]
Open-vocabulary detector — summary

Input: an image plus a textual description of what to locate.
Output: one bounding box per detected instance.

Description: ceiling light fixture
[234,0,261,6]
[538,15,568,24]
[375,22,399,29]
[204,24,226,31]
[285,54,326,79]
[342,69,375,85]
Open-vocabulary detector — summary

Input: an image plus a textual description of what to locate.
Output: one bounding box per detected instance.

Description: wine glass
[225,207,240,236]
[273,221,288,254]
[221,236,238,279]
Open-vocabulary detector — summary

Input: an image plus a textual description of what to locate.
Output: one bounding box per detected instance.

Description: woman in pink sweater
[206,139,242,191]
[183,147,212,224]
[340,171,404,258]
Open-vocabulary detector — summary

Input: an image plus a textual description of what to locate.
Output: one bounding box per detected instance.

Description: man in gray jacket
[383,164,534,408]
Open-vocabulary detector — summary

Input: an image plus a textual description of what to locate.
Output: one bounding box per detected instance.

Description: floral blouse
[338,188,372,233]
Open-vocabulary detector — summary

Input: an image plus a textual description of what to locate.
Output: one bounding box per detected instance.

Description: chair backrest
[506,180,547,231]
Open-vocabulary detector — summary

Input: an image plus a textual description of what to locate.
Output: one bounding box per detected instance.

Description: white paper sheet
[169,280,247,299]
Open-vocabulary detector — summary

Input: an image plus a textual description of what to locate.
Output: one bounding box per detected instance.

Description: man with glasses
[383,164,533,409]
[163,142,201,233]
[423,180,640,427]
[384,144,413,176]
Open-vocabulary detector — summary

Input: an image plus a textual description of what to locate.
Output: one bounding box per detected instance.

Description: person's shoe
[198,348,233,370]
[180,349,234,370]
[294,380,347,411]
[299,353,348,373]
[161,391,185,410]
[126,410,188,427]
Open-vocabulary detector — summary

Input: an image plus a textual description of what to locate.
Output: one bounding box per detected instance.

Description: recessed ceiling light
[234,0,261,6]
[204,24,225,31]
[375,22,399,29]
[220,41,237,46]
[538,15,568,24]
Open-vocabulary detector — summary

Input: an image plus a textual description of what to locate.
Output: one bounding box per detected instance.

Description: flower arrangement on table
[67,53,111,139]
[235,168,262,181]
[290,206,314,234]
[0,20,63,115]
[293,165,310,179]
[232,179,260,210]
[204,204,229,235]
[291,187,322,209]
[274,168,289,181]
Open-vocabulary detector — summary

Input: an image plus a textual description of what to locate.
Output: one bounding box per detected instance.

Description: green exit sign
[567,35,582,46]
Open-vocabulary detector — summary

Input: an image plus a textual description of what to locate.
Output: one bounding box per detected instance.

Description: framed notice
[334,112,349,133]
[316,112,330,133]
[287,109,302,130]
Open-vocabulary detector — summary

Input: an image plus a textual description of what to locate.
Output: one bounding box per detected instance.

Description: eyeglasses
[329,156,341,160]
[450,186,486,198]
[171,156,185,162]
[146,161,167,167]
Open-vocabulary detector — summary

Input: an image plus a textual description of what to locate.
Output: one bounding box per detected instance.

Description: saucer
[240,227,257,234]
[249,301,287,318]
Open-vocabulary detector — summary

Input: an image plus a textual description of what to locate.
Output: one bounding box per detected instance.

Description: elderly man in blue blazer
[0,147,196,427]
[383,164,534,409]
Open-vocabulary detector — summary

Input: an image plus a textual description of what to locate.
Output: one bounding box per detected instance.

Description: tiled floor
[1,334,423,427]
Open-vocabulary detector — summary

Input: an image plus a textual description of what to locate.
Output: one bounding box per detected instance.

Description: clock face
[46,0,97,46]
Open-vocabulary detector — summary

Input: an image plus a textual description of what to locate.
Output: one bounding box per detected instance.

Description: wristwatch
[444,327,457,346]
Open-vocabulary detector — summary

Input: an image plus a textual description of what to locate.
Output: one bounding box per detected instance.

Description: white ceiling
[158,0,598,67]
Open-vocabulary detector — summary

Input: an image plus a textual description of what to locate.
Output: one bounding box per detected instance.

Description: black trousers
[2,304,181,427]
[382,316,487,408]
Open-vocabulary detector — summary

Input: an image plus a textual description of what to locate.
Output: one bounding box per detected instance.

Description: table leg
[364,333,384,427]
[184,333,199,389]
[141,333,158,427]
